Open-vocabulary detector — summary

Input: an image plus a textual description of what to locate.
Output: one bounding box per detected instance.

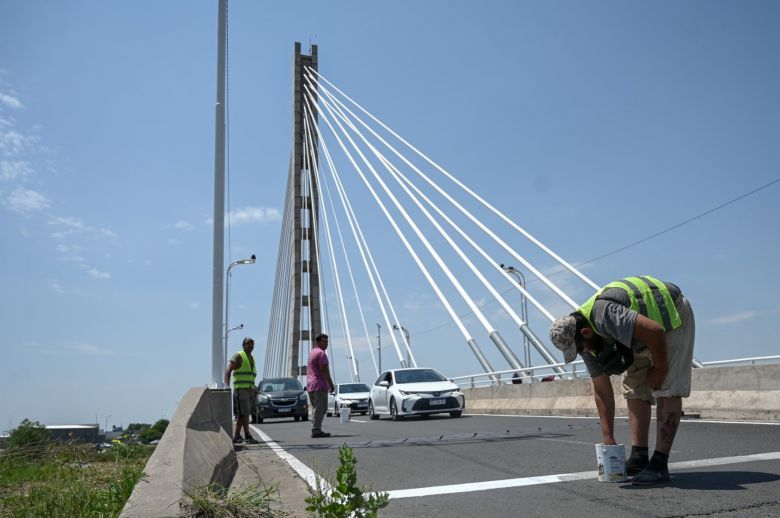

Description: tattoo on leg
[657,400,680,451]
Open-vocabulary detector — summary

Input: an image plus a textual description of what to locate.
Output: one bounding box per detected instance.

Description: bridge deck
[243,413,780,517]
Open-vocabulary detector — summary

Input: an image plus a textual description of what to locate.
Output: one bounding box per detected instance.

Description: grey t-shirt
[581,281,681,377]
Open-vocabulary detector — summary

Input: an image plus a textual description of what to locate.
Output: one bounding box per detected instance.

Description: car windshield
[339,383,370,393]
[260,378,302,392]
[394,369,447,384]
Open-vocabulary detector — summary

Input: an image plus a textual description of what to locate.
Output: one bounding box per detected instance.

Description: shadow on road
[621,470,780,491]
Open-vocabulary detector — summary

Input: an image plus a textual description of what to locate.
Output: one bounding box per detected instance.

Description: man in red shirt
[307,334,335,438]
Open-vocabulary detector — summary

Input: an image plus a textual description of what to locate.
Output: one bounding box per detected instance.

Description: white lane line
[250,425,330,493]
[383,451,780,499]
[250,424,780,500]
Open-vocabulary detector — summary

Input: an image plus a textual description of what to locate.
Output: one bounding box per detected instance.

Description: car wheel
[450,410,462,418]
[294,416,300,422]
[334,402,339,417]
[302,414,308,422]
[390,398,402,421]
[257,417,264,424]
[369,400,379,420]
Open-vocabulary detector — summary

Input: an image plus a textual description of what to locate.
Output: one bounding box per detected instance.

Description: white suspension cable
[307,69,596,308]
[312,87,499,338]
[322,92,507,335]
[303,89,473,349]
[304,113,359,382]
[303,99,409,367]
[305,113,377,379]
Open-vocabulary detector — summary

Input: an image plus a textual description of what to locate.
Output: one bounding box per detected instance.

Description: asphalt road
[250,413,780,517]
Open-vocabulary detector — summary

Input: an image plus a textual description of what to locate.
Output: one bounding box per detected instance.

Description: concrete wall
[120,387,234,518]
[464,364,780,422]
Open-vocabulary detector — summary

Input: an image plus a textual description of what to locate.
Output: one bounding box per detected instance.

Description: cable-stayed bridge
[262,44,679,385]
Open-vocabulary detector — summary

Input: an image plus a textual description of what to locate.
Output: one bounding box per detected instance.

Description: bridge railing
[450,355,780,389]
[450,360,587,389]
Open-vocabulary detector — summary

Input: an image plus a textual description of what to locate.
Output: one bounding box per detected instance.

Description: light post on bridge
[224,255,255,384]
[501,264,532,381]
[376,323,382,373]
[393,324,411,368]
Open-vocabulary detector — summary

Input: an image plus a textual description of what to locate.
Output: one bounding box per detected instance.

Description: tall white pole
[211,0,227,388]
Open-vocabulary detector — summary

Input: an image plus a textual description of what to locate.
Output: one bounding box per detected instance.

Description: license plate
[356,403,367,408]
[430,398,445,406]
[277,408,292,413]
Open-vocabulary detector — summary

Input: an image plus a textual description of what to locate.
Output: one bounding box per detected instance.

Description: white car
[327,383,371,417]
[369,368,465,420]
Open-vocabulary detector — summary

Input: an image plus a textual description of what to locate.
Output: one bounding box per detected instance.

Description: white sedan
[369,368,465,420]
[327,383,371,416]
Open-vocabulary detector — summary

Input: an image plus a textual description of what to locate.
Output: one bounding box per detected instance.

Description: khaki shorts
[622,295,695,402]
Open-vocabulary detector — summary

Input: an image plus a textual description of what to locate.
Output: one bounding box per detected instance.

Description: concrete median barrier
[464,364,780,421]
[120,386,234,518]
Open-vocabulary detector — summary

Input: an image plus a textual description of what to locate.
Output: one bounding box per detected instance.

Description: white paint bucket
[595,443,627,482]
[339,407,350,424]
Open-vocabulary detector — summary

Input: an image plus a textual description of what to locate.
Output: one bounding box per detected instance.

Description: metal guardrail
[451,355,780,389]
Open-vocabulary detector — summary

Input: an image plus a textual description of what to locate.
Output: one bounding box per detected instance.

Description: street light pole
[393,324,411,368]
[105,414,111,435]
[223,255,255,384]
[500,264,532,377]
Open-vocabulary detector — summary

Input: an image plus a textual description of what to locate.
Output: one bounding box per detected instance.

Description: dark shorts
[233,388,255,417]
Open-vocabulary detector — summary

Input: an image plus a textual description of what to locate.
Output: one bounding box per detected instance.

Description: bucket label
[595,444,627,482]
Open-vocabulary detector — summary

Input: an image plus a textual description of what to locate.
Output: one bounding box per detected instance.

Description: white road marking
[250,425,330,493]
[383,451,780,499]
[252,423,780,501]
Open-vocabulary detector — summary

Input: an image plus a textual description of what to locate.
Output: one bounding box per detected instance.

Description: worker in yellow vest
[224,337,260,445]
[549,276,695,484]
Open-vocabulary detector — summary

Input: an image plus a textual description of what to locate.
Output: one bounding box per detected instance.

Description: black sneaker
[311,430,331,438]
[244,435,260,445]
[626,455,649,476]
[232,435,244,445]
[631,466,670,485]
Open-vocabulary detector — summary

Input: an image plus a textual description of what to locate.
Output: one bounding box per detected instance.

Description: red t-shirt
[307,347,330,392]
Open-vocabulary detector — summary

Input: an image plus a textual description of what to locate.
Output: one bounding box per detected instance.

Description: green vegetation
[306,444,389,518]
[127,419,169,444]
[0,420,152,518]
[183,482,288,518]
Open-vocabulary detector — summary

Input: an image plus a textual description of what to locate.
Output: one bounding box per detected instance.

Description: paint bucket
[595,443,627,482]
[339,407,350,424]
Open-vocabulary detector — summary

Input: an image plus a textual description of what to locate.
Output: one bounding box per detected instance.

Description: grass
[0,440,152,518]
[183,482,289,518]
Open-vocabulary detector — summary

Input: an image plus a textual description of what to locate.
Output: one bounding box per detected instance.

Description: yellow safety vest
[232,350,257,390]
[579,275,682,334]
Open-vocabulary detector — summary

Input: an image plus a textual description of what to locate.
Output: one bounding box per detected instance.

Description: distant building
[46,424,100,444]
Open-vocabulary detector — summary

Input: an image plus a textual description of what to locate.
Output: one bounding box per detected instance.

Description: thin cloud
[1,160,33,180]
[173,220,195,231]
[706,308,780,326]
[228,206,281,225]
[49,216,117,240]
[0,92,22,110]
[50,281,64,293]
[86,267,111,280]
[3,186,50,213]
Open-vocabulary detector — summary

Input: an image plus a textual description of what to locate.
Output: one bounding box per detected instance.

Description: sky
[1,1,779,431]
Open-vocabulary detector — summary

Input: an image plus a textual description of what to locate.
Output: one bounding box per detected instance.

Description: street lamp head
[250,254,256,261]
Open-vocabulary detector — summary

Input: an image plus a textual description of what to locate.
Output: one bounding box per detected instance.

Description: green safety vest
[232,350,257,390]
[579,275,682,334]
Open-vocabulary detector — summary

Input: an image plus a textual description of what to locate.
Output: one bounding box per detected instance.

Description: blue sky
[1,1,778,431]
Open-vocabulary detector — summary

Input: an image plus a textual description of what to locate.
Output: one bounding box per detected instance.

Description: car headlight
[299,393,307,401]
[257,395,268,403]
[399,390,416,396]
